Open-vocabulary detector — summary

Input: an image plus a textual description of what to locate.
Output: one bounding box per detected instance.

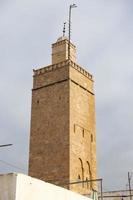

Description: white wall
[0,173,91,200]
[0,173,16,200]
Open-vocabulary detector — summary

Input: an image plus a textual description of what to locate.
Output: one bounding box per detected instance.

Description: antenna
[63,22,66,37]
[68,4,77,60]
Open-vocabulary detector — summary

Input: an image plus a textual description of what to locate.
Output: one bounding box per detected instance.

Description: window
[91,134,93,142]
[79,158,84,187]
[86,161,92,189]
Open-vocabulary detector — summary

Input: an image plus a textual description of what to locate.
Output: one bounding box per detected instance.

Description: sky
[0,0,133,192]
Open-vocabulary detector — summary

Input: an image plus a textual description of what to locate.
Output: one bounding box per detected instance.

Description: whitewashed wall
[0,173,16,200]
[0,173,91,200]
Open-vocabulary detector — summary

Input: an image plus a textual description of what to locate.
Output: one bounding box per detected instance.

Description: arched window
[79,158,84,187]
[86,161,92,189]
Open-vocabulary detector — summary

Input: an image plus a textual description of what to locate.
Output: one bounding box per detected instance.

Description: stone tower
[29,37,97,195]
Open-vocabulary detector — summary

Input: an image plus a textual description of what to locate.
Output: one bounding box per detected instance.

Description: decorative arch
[86,161,92,189]
[79,158,84,187]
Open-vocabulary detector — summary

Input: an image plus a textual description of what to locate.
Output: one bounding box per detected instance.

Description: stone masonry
[29,37,97,195]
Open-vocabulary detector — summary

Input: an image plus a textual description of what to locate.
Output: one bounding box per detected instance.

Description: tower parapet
[33,60,93,80]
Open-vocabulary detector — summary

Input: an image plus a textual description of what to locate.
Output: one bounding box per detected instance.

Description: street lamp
[68,3,77,60]
[0,144,13,148]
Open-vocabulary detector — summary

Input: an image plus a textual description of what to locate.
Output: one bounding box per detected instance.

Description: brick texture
[29,38,97,195]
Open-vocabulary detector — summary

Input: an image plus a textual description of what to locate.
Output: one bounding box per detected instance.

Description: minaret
[29,37,97,195]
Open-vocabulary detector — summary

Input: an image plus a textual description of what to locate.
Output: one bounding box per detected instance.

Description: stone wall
[29,38,97,195]
[29,64,70,186]
[69,64,97,195]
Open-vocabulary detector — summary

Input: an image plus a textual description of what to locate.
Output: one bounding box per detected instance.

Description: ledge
[33,60,93,81]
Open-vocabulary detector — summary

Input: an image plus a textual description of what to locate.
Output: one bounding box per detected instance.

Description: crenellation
[33,60,93,81]
[69,60,93,80]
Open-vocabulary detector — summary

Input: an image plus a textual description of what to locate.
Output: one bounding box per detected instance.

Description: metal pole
[64,178,102,186]
[68,4,77,60]
[100,179,103,200]
[63,22,66,37]
[63,178,102,197]
[68,5,71,60]
[128,172,132,200]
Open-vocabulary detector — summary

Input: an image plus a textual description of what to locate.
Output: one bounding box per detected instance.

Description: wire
[0,159,26,171]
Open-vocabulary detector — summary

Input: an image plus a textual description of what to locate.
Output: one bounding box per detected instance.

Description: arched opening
[86,161,92,189]
[79,158,84,187]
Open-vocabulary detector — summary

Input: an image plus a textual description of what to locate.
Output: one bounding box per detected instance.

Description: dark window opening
[78,174,81,180]
[91,134,93,142]
[82,129,85,137]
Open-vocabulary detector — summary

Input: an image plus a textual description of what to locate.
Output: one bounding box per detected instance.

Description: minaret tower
[29,36,97,195]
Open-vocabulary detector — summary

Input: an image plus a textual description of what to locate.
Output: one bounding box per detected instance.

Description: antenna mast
[63,22,66,37]
[68,4,77,60]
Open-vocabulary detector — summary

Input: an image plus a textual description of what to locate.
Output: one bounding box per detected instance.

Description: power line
[0,159,26,171]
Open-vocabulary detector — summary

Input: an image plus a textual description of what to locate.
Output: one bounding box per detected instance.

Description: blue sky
[0,0,133,191]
